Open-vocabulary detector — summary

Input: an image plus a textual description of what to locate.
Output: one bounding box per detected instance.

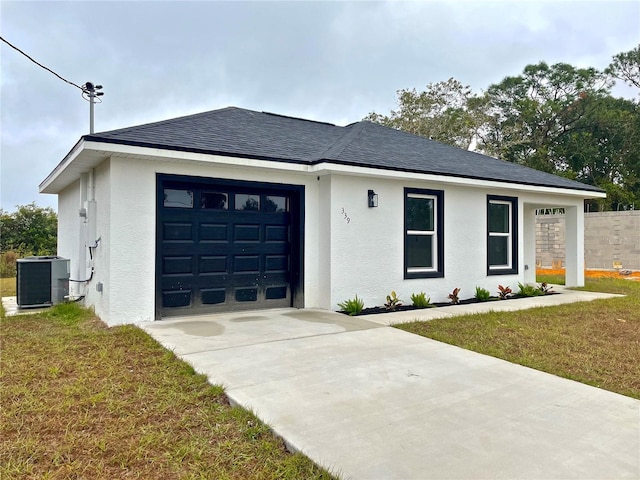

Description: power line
[0,35,83,91]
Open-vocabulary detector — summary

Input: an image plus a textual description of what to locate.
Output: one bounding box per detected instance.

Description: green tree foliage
[480,62,612,173]
[365,78,488,150]
[555,96,640,210]
[366,48,640,211]
[0,203,58,256]
[606,44,640,90]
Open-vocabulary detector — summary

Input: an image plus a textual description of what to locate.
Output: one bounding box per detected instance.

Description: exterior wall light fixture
[368,189,378,208]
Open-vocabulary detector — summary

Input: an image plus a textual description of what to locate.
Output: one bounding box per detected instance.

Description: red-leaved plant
[497,285,512,300]
[448,287,461,304]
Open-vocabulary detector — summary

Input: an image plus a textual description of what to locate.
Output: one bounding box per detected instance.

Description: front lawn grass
[1,303,335,480]
[397,278,640,400]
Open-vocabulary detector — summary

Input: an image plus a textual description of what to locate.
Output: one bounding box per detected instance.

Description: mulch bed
[340,292,559,316]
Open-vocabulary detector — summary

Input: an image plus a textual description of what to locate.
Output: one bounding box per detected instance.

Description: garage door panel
[199,255,228,274]
[162,256,193,275]
[266,285,288,300]
[163,222,193,241]
[201,288,226,305]
[265,255,288,272]
[234,224,261,242]
[235,287,258,302]
[234,255,260,273]
[200,223,228,242]
[163,290,192,308]
[265,225,288,242]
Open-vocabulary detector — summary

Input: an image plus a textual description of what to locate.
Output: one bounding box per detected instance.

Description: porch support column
[522,204,537,284]
[565,206,585,287]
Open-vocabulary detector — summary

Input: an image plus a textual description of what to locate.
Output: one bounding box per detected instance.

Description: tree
[555,95,640,210]
[0,203,58,256]
[368,50,640,211]
[364,78,488,150]
[606,44,640,91]
[480,62,613,173]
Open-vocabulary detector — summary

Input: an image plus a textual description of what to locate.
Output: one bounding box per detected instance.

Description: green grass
[397,278,640,399]
[1,303,336,479]
[576,277,640,296]
[536,274,566,285]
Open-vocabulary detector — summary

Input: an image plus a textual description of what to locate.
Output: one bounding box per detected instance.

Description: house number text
[340,207,351,224]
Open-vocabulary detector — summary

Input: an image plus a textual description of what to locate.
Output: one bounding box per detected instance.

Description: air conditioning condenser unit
[16,256,70,308]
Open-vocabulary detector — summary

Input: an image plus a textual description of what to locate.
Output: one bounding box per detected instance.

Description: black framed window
[405,188,444,279]
[487,195,518,275]
[201,192,228,210]
[163,188,194,208]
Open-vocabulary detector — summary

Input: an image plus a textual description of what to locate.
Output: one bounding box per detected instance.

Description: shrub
[338,295,364,316]
[474,286,491,302]
[384,290,402,311]
[517,282,543,297]
[0,203,57,256]
[448,288,461,304]
[410,292,432,308]
[497,285,512,300]
[0,250,20,278]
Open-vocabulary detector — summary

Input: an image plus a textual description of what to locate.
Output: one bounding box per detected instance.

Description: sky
[1,0,638,212]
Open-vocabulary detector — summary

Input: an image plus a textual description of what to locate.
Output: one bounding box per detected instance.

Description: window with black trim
[404,188,444,279]
[487,195,518,275]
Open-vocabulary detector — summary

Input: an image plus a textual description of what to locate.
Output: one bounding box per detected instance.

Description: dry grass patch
[397,279,640,400]
[1,276,16,297]
[1,303,335,479]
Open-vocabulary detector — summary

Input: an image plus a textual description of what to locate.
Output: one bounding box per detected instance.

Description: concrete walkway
[139,289,639,480]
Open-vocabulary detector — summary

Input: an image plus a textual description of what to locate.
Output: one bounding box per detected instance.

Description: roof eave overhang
[39,140,606,199]
[310,162,607,199]
[40,138,88,194]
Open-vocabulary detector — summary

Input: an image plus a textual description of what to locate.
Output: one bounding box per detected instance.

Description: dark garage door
[156,175,303,318]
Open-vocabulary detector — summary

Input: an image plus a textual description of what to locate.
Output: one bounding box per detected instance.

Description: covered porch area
[522,199,593,287]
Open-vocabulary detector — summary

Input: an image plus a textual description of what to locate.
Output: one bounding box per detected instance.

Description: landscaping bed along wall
[337,284,556,316]
[337,267,640,316]
[537,210,640,270]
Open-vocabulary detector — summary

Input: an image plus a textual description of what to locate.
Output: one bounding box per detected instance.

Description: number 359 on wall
[340,207,351,224]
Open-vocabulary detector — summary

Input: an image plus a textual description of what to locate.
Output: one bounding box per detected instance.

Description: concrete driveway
[140,295,639,480]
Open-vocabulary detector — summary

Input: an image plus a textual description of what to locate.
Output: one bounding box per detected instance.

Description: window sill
[487,268,518,276]
[405,271,444,279]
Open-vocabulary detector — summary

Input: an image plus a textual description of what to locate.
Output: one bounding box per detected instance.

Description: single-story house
[40,107,605,326]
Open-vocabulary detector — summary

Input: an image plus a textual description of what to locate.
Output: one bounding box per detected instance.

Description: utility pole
[82,82,104,134]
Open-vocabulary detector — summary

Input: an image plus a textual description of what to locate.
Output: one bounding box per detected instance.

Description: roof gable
[82,106,602,193]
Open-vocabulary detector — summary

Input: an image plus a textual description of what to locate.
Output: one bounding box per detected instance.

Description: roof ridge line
[261,111,336,126]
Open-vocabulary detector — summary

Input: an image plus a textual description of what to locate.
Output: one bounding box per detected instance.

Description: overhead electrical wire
[2,34,101,295]
[0,35,84,91]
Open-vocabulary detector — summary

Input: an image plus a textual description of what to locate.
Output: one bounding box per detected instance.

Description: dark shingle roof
[84,106,602,193]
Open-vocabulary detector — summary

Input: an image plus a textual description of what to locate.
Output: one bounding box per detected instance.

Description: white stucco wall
[57,179,81,296]
[323,177,587,309]
[83,159,111,320]
[325,176,528,308]
[53,146,591,325]
[86,156,322,325]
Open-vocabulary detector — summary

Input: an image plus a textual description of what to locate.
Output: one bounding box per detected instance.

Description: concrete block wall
[536,211,640,270]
